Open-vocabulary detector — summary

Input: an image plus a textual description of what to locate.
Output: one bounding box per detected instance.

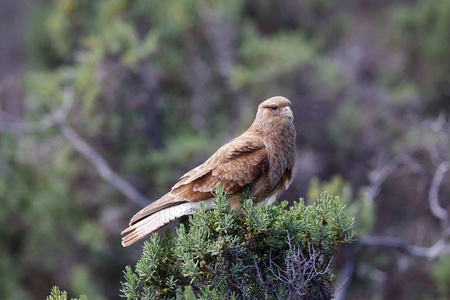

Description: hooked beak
[281,107,294,119]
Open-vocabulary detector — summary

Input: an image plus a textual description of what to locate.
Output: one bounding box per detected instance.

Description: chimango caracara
[122,96,296,247]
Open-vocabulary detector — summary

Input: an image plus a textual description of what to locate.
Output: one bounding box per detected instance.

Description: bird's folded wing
[171,136,269,201]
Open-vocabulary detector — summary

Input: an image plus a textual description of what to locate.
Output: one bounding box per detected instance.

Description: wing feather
[129,194,187,225]
[170,136,268,201]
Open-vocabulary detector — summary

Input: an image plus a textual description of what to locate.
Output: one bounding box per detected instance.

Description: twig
[428,161,450,229]
[0,88,149,207]
[358,235,450,260]
[0,88,74,133]
[57,123,149,207]
[264,236,332,298]
[367,153,412,204]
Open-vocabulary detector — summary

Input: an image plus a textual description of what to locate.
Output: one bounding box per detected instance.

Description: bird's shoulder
[214,133,266,163]
[171,132,268,194]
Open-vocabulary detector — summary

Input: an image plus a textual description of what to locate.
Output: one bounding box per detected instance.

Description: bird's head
[254,96,294,129]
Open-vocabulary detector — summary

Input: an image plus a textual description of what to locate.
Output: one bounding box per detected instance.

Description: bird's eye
[270,105,278,110]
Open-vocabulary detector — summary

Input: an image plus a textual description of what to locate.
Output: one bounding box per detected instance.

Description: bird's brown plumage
[121,96,296,246]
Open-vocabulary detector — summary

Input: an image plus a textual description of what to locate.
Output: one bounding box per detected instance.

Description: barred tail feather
[121,200,213,247]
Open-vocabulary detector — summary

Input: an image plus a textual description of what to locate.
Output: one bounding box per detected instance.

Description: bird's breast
[266,127,296,187]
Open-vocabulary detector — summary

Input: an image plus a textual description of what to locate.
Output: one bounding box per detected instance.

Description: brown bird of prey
[121,96,296,247]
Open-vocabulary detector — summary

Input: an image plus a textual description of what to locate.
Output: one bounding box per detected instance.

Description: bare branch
[0,88,74,133]
[261,234,333,299]
[428,161,450,229]
[358,235,450,260]
[0,89,149,207]
[367,153,412,204]
[58,123,149,207]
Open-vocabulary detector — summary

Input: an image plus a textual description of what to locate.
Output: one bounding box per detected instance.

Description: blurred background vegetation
[0,0,449,299]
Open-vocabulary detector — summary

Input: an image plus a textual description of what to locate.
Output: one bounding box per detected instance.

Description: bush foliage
[120,185,354,299]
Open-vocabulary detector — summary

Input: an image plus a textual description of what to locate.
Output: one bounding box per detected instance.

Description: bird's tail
[121,201,202,247]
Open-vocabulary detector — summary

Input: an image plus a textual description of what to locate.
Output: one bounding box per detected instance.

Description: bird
[121,96,296,247]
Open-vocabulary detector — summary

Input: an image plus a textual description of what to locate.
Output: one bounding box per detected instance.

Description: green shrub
[46,286,87,300]
[120,185,355,299]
